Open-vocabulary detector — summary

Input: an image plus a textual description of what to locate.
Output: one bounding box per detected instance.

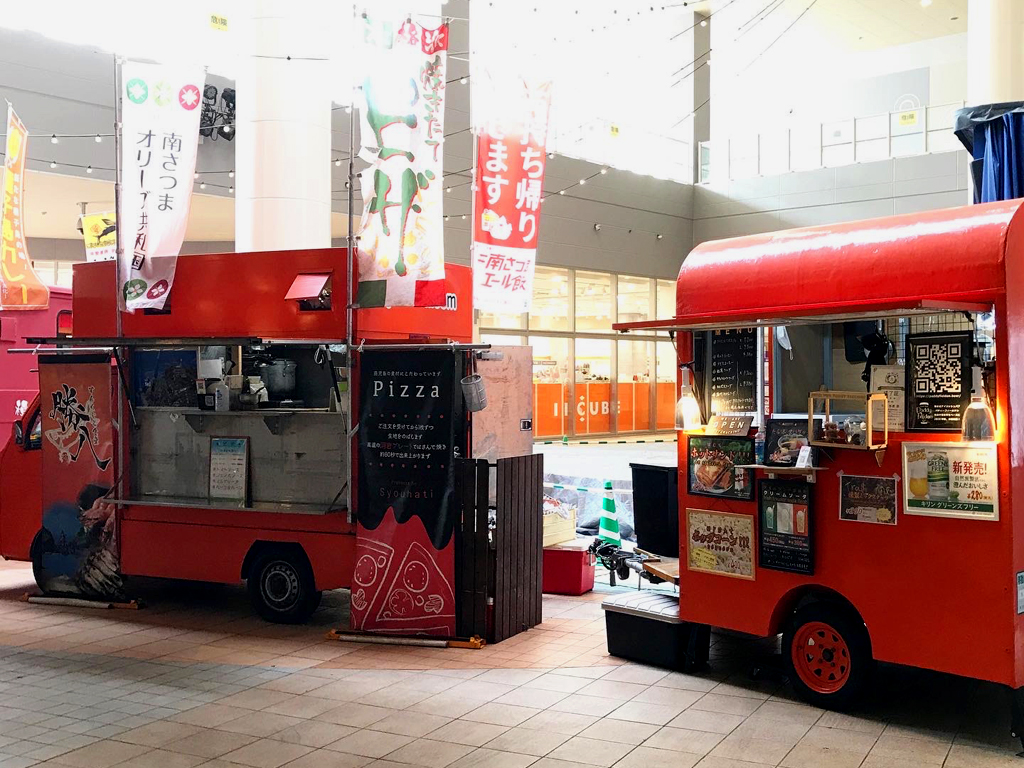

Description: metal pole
[345,5,358,524]
[112,54,126,512]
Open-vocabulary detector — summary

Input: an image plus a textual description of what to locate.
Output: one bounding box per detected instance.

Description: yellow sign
[209,13,228,31]
[898,110,918,127]
[692,547,717,571]
[610,125,620,137]
[82,212,117,263]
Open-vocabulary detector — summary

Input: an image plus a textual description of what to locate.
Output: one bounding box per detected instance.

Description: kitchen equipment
[261,359,297,394]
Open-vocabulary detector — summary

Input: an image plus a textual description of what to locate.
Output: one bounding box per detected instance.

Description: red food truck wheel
[783,603,872,709]
[247,549,321,624]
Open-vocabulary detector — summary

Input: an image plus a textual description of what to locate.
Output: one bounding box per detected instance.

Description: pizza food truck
[0,249,539,637]
[614,199,1024,735]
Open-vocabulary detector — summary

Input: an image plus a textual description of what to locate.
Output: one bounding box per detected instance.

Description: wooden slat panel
[472,459,489,640]
[514,456,526,635]
[454,460,469,637]
[494,460,508,642]
[532,454,544,628]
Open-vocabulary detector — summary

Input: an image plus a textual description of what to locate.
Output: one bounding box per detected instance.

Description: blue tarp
[954,102,1024,203]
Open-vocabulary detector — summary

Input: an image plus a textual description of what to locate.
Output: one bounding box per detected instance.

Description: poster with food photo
[839,474,897,525]
[687,435,755,500]
[759,480,813,574]
[764,418,814,468]
[686,508,754,580]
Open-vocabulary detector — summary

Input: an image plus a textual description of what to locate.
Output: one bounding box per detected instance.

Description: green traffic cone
[598,480,621,546]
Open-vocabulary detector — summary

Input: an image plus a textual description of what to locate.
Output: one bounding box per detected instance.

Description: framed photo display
[764,418,815,468]
[687,435,755,501]
[905,331,972,432]
[758,480,813,574]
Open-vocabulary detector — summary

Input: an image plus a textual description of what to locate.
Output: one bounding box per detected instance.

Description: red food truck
[0,250,536,634]
[614,199,1024,738]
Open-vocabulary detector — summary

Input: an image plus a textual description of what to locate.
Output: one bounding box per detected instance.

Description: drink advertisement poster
[353,349,462,635]
[686,508,754,580]
[840,474,897,525]
[758,480,813,575]
[902,442,998,521]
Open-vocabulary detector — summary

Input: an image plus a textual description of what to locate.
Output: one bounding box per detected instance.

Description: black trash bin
[629,463,679,558]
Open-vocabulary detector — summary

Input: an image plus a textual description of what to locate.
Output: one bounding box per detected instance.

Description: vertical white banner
[118,61,204,311]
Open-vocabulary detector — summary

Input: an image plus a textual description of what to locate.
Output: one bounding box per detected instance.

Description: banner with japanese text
[82,211,117,262]
[356,14,449,308]
[118,61,204,311]
[1,104,50,310]
[471,73,552,313]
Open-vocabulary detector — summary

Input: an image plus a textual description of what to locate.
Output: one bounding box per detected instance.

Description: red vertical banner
[1,105,49,310]
[472,76,552,313]
[36,357,125,600]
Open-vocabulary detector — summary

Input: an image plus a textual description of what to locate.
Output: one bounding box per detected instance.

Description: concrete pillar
[234,1,332,251]
[967,0,1024,106]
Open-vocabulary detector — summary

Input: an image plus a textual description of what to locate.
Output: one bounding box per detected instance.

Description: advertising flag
[356,14,449,308]
[118,61,204,311]
[82,211,117,262]
[471,73,552,313]
[0,104,50,310]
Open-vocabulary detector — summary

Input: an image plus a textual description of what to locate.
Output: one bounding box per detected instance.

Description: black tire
[247,549,319,624]
[783,602,873,710]
[30,529,49,594]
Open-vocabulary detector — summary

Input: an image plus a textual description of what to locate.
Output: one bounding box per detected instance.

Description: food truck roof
[614,199,1022,333]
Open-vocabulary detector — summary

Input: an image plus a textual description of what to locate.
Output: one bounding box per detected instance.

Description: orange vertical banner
[0,104,49,310]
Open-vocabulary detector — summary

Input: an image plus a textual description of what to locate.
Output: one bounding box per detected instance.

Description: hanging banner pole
[346,3,358,524]
[113,55,123,336]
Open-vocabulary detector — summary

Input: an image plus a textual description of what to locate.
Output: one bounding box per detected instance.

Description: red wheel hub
[791,620,851,694]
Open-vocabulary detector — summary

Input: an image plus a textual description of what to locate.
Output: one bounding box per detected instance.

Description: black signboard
[709,328,757,414]
[758,480,813,575]
[905,331,972,432]
[764,418,814,468]
[357,349,461,549]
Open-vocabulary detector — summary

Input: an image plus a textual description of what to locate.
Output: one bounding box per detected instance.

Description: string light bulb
[50,134,58,144]
[49,161,57,169]
[600,168,608,174]
[461,214,467,220]
[657,234,664,240]
[335,158,342,167]
[558,190,565,195]
[460,77,468,85]
[700,18,707,26]
[86,165,93,174]
[223,125,232,134]
[193,172,199,179]
[229,186,234,194]
[579,178,586,185]
[228,170,234,178]
[200,181,206,189]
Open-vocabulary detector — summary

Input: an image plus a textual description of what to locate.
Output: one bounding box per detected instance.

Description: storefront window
[617,276,652,324]
[477,309,525,330]
[575,338,613,434]
[481,333,525,347]
[530,267,571,331]
[617,339,653,432]
[657,279,675,319]
[655,341,677,430]
[532,336,571,438]
[575,271,613,332]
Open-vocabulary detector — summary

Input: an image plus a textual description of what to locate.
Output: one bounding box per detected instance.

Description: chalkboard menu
[905,331,972,433]
[758,480,813,575]
[710,328,757,414]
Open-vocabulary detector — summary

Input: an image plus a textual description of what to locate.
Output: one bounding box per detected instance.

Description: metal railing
[698,101,965,183]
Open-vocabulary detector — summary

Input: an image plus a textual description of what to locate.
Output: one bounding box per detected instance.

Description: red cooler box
[543,539,595,595]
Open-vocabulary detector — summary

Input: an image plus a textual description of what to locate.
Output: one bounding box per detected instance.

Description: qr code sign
[914,342,962,394]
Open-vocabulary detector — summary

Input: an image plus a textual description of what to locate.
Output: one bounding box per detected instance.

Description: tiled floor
[0,561,1017,768]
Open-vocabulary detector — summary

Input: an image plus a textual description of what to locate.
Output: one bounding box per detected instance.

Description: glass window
[56,262,73,288]
[530,267,571,331]
[657,279,675,319]
[481,333,525,347]
[574,338,613,435]
[477,309,525,330]
[616,276,651,324]
[656,341,677,430]
[575,271,613,332]
[617,339,652,432]
[531,336,571,439]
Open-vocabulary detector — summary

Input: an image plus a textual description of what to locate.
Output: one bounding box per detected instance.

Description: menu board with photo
[687,435,755,501]
[209,437,249,504]
[758,480,813,574]
[709,328,757,415]
[686,508,754,580]
[840,474,897,525]
[903,442,999,520]
[764,418,814,468]
[906,332,972,432]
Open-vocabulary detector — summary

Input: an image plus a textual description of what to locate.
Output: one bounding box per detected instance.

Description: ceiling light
[228,170,234,178]
[94,134,102,143]
[49,161,57,169]
[50,134,58,144]
[86,166,93,174]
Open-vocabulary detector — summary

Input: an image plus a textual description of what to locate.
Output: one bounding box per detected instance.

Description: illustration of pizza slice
[373,540,456,635]
[349,537,395,630]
